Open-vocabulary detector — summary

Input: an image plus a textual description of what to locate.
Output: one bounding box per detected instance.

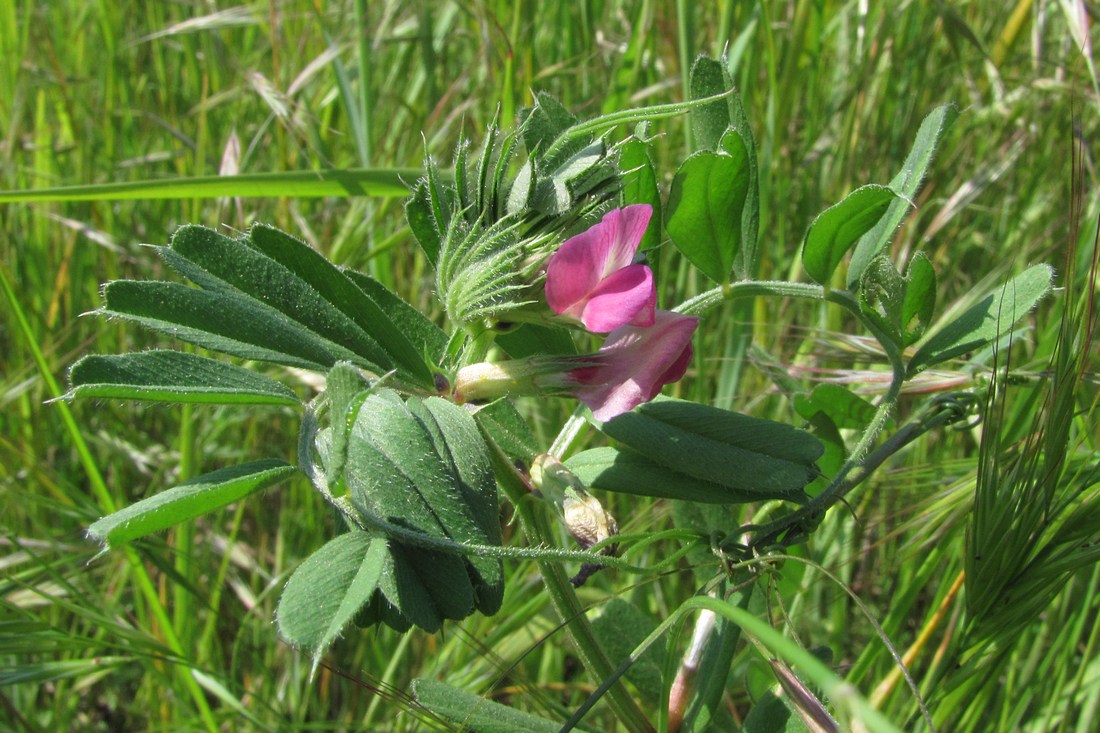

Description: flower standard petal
[545,204,655,332]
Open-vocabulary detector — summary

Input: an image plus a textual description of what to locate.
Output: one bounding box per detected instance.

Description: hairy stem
[480,426,655,733]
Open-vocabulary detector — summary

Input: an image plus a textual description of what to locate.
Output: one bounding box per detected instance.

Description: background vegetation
[2,1,1097,731]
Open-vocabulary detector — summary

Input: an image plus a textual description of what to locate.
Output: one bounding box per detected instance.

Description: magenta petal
[579,264,656,332]
[545,204,653,322]
[647,340,693,400]
[545,231,606,317]
[594,205,653,274]
[572,311,699,421]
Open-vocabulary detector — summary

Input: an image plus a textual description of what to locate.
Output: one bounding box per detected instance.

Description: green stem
[676,0,693,151]
[482,429,655,733]
[673,280,933,549]
[353,0,372,170]
[675,279,826,315]
[542,89,736,164]
[196,500,247,666]
[564,595,905,733]
[744,393,977,549]
[173,402,195,669]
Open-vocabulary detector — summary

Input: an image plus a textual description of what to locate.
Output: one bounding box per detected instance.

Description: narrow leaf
[900,253,937,345]
[414,398,504,614]
[794,384,879,431]
[343,270,448,366]
[345,390,489,622]
[565,446,771,504]
[590,600,667,699]
[725,94,760,277]
[322,362,373,489]
[619,134,662,253]
[689,55,732,152]
[495,323,577,359]
[667,146,750,284]
[377,543,445,633]
[522,93,577,153]
[166,224,409,382]
[88,460,297,549]
[858,254,907,344]
[847,105,959,288]
[908,264,1054,376]
[65,351,299,406]
[471,399,540,464]
[102,280,342,370]
[245,224,433,386]
[802,185,899,285]
[406,179,443,265]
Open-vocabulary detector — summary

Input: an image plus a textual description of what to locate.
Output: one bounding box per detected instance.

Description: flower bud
[530,454,618,551]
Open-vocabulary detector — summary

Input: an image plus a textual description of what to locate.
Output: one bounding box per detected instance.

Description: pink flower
[565,310,698,421]
[452,311,698,421]
[545,205,657,333]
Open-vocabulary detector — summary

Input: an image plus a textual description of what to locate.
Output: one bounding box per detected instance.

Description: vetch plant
[66,55,1060,731]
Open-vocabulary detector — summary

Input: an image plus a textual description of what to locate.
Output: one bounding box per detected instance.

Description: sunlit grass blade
[0,168,422,203]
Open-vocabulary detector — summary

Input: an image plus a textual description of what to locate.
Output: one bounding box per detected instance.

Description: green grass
[2,1,1098,731]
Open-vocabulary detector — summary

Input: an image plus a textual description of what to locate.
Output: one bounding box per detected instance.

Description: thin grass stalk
[675,0,693,151]
[1066,565,1100,733]
[194,499,247,668]
[354,0,372,170]
[172,401,197,678]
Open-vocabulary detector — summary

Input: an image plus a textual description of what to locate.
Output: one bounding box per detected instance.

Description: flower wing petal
[579,264,656,332]
[576,311,698,421]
